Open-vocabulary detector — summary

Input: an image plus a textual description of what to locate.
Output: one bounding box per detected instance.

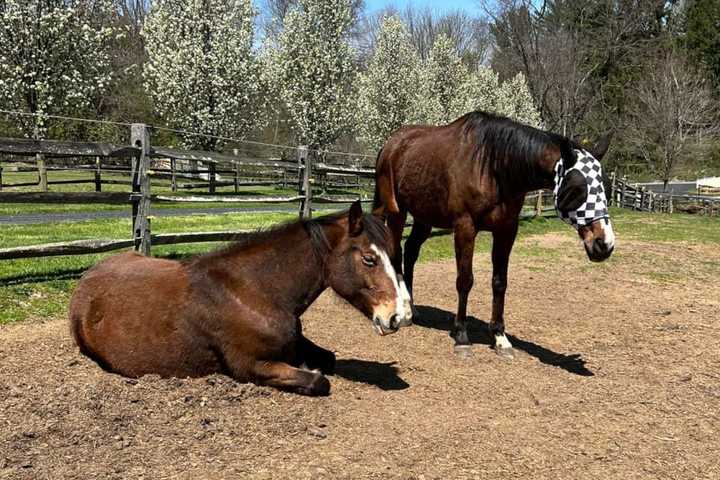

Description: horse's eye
[362,254,377,267]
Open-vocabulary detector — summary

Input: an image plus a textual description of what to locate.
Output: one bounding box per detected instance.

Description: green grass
[1,204,718,325]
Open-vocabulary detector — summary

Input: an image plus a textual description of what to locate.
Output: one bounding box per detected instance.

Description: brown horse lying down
[69,201,408,396]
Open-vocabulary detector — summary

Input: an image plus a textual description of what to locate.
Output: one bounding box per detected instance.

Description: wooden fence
[0,124,375,260]
[608,172,720,217]
[5,127,715,263]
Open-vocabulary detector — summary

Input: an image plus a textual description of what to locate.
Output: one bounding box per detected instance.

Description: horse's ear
[590,133,613,161]
[349,200,364,235]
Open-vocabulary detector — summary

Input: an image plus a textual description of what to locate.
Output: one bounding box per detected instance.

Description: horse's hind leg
[253,360,331,396]
[490,224,519,359]
[452,216,478,356]
[403,221,432,312]
[386,209,407,274]
[387,210,413,326]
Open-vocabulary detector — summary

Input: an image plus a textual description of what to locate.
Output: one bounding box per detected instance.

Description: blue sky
[364,0,482,15]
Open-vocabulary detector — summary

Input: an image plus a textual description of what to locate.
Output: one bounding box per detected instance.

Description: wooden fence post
[94,156,102,192]
[33,125,48,192]
[170,158,177,192]
[639,187,645,211]
[535,190,543,217]
[37,154,48,191]
[131,123,152,255]
[621,176,627,209]
[297,146,311,218]
[234,164,240,193]
[0,161,3,191]
[208,162,217,194]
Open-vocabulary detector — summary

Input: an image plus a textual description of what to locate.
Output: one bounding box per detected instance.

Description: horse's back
[377,122,482,227]
[69,251,218,378]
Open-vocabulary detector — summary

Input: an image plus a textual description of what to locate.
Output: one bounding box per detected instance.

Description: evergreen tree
[684,0,720,89]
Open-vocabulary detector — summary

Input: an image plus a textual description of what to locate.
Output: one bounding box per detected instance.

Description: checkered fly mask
[553,150,609,228]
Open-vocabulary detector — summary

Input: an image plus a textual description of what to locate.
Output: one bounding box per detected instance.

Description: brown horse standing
[374,111,614,357]
[69,201,408,396]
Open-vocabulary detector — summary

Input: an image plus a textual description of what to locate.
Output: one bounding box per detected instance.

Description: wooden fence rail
[0,126,376,261]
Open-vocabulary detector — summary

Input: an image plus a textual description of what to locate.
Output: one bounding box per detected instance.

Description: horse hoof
[305,373,331,396]
[454,344,473,359]
[495,346,514,359]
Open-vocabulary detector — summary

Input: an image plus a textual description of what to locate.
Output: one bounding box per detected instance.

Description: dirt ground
[1,233,719,480]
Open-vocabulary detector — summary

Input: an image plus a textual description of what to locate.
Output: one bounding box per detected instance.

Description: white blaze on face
[370,244,406,324]
[602,219,615,250]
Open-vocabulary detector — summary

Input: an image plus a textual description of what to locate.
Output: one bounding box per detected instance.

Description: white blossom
[266,0,356,151]
[415,34,541,129]
[495,72,542,128]
[418,33,473,125]
[0,0,114,138]
[143,0,264,150]
[356,16,423,150]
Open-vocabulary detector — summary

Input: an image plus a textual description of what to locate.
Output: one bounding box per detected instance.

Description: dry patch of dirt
[2,236,719,479]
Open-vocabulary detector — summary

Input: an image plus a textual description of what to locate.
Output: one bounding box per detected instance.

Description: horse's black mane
[459,111,578,197]
[193,208,390,264]
[304,209,391,256]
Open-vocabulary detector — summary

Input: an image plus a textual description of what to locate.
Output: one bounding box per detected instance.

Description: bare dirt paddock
[1,233,719,480]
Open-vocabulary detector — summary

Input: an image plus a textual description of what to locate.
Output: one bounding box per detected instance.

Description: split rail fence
[608,172,720,217]
[0,124,375,260]
[4,126,716,264]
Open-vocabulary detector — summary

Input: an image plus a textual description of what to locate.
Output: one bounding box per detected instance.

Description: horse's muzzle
[372,314,400,336]
[585,238,614,262]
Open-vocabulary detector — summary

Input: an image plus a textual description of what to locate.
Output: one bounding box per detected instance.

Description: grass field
[1,205,718,325]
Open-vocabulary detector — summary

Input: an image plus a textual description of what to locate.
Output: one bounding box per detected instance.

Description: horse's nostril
[388,314,399,330]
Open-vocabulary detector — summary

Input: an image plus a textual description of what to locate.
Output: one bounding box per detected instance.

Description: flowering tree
[143,0,263,151]
[0,0,114,138]
[356,15,423,149]
[496,72,542,128]
[465,66,501,114]
[418,33,475,125]
[267,0,356,151]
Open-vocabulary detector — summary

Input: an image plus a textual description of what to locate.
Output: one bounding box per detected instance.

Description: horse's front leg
[298,334,336,375]
[490,223,519,358]
[253,360,331,396]
[452,216,478,355]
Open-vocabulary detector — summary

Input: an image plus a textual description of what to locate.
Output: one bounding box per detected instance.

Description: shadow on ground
[414,305,594,376]
[335,359,410,390]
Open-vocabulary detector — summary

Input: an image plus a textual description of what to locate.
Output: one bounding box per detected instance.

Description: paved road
[0,205,351,226]
[635,181,695,194]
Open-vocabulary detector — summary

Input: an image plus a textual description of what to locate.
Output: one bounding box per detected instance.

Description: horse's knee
[492,274,506,295]
[456,272,474,293]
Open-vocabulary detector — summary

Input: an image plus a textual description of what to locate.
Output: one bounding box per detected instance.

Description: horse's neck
[223,225,329,317]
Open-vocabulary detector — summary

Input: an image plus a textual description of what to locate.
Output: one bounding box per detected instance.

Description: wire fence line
[0,109,375,161]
